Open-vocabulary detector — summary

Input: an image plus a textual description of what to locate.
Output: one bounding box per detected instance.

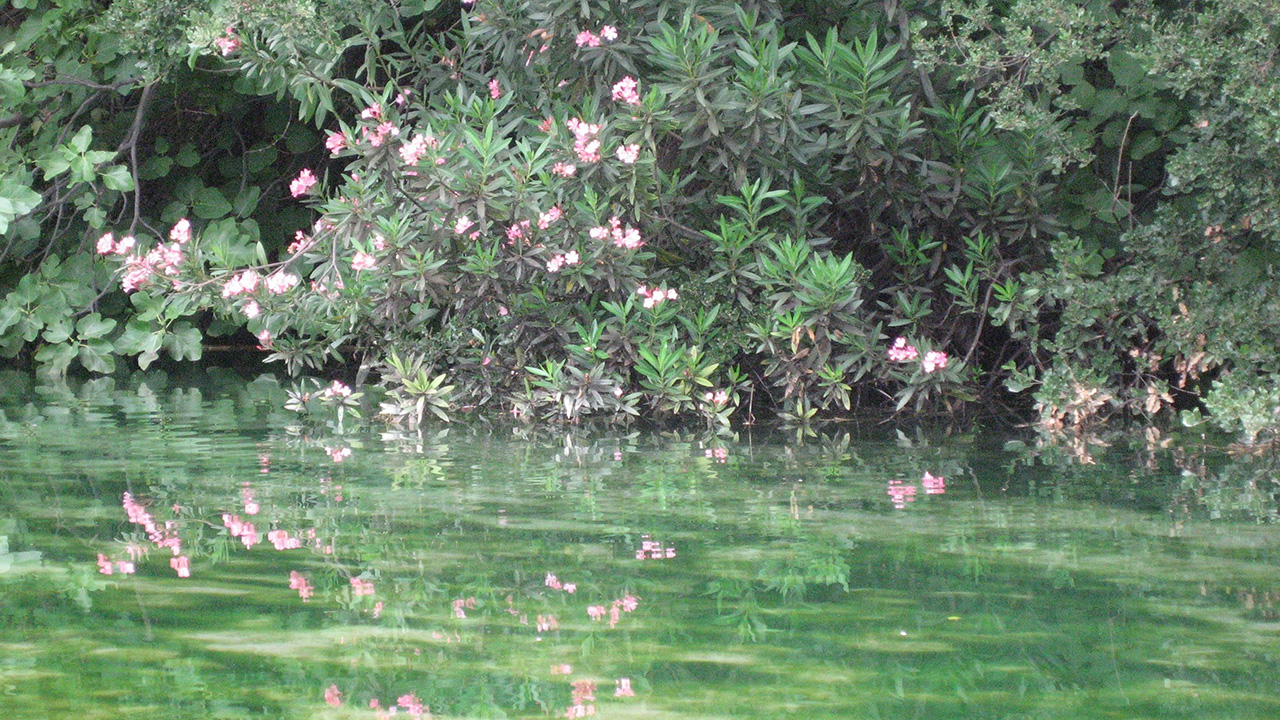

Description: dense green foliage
[1,0,1278,440]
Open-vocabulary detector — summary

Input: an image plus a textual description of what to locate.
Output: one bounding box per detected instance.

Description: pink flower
[324,380,353,398]
[257,329,272,349]
[114,235,136,254]
[96,233,115,254]
[616,144,640,164]
[600,25,618,41]
[488,78,501,99]
[922,350,948,373]
[546,255,565,273]
[887,337,918,362]
[289,169,317,197]
[170,555,191,578]
[325,685,343,707]
[265,272,299,295]
[537,205,562,229]
[399,134,434,165]
[170,218,191,244]
[352,251,377,271]
[215,28,240,56]
[552,162,577,177]
[97,553,113,575]
[575,30,601,47]
[325,132,346,155]
[360,104,382,120]
[454,216,475,234]
[611,76,641,106]
[587,605,606,620]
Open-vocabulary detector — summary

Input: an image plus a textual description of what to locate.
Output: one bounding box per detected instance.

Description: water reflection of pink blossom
[615,677,635,697]
[921,471,946,494]
[636,535,675,560]
[324,684,343,707]
[887,479,917,509]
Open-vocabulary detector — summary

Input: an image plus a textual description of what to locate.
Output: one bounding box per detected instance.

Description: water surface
[1,370,1277,719]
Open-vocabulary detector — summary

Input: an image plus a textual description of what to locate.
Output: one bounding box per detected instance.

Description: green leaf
[163,323,203,361]
[141,155,174,181]
[100,165,135,191]
[34,341,76,377]
[175,144,201,167]
[78,338,115,374]
[41,318,72,344]
[192,187,232,219]
[69,125,93,154]
[75,313,117,340]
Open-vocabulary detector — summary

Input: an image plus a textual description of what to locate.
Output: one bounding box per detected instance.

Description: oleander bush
[2,0,1279,439]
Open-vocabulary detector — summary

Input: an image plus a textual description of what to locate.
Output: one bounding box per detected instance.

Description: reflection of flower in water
[635,535,675,560]
[921,471,946,495]
[289,571,313,601]
[887,479,917,509]
[324,684,342,707]
[615,677,635,697]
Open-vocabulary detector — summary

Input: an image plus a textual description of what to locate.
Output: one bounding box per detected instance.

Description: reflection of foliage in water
[0,371,1277,719]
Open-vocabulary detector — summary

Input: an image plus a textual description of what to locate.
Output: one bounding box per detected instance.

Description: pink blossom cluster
[123,492,182,555]
[97,553,135,575]
[567,679,596,718]
[223,513,260,548]
[351,577,376,596]
[611,76,641,106]
[325,132,346,155]
[566,118,602,163]
[887,337,918,362]
[169,218,191,244]
[704,389,729,405]
[352,251,376,271]
[546,250,580,273]
[322,380,352,398]
[615,678,635,697]
[488,78,502,98]
[399,133,438,165]
[552,162,577,177]
[396,693,428,718]
[635,285,677,309]
[326,446,352,462]
[286,229,314,254]
[214,26,239,56]
[575,24,618,47]
[538,205,563,229]
[366,122,399,147]
[241,485,259,515]
[455,216,475,234]
[170,555,191,577]
[544,572,578,593]
[452,596,476,618]
[615,143,640,164]
[536,614,558,632]
[636,535,675,560]
[264,272,300,294]
[95,232,135,255]
[588,216,642,249]
[289,570,314,601]
[222,269,259,297]
[267,529,302,550]
[922,350,948,373]
[887,337,949,373]
[325,685,343,707]
[704,446,728,463]
[587,594,638,628]
[887,479,917,509]
[290,169,317,197]
[506,220,531,240]
[921,471,946,495]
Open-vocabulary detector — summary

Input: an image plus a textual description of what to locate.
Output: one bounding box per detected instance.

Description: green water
[1,370,1277,719]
